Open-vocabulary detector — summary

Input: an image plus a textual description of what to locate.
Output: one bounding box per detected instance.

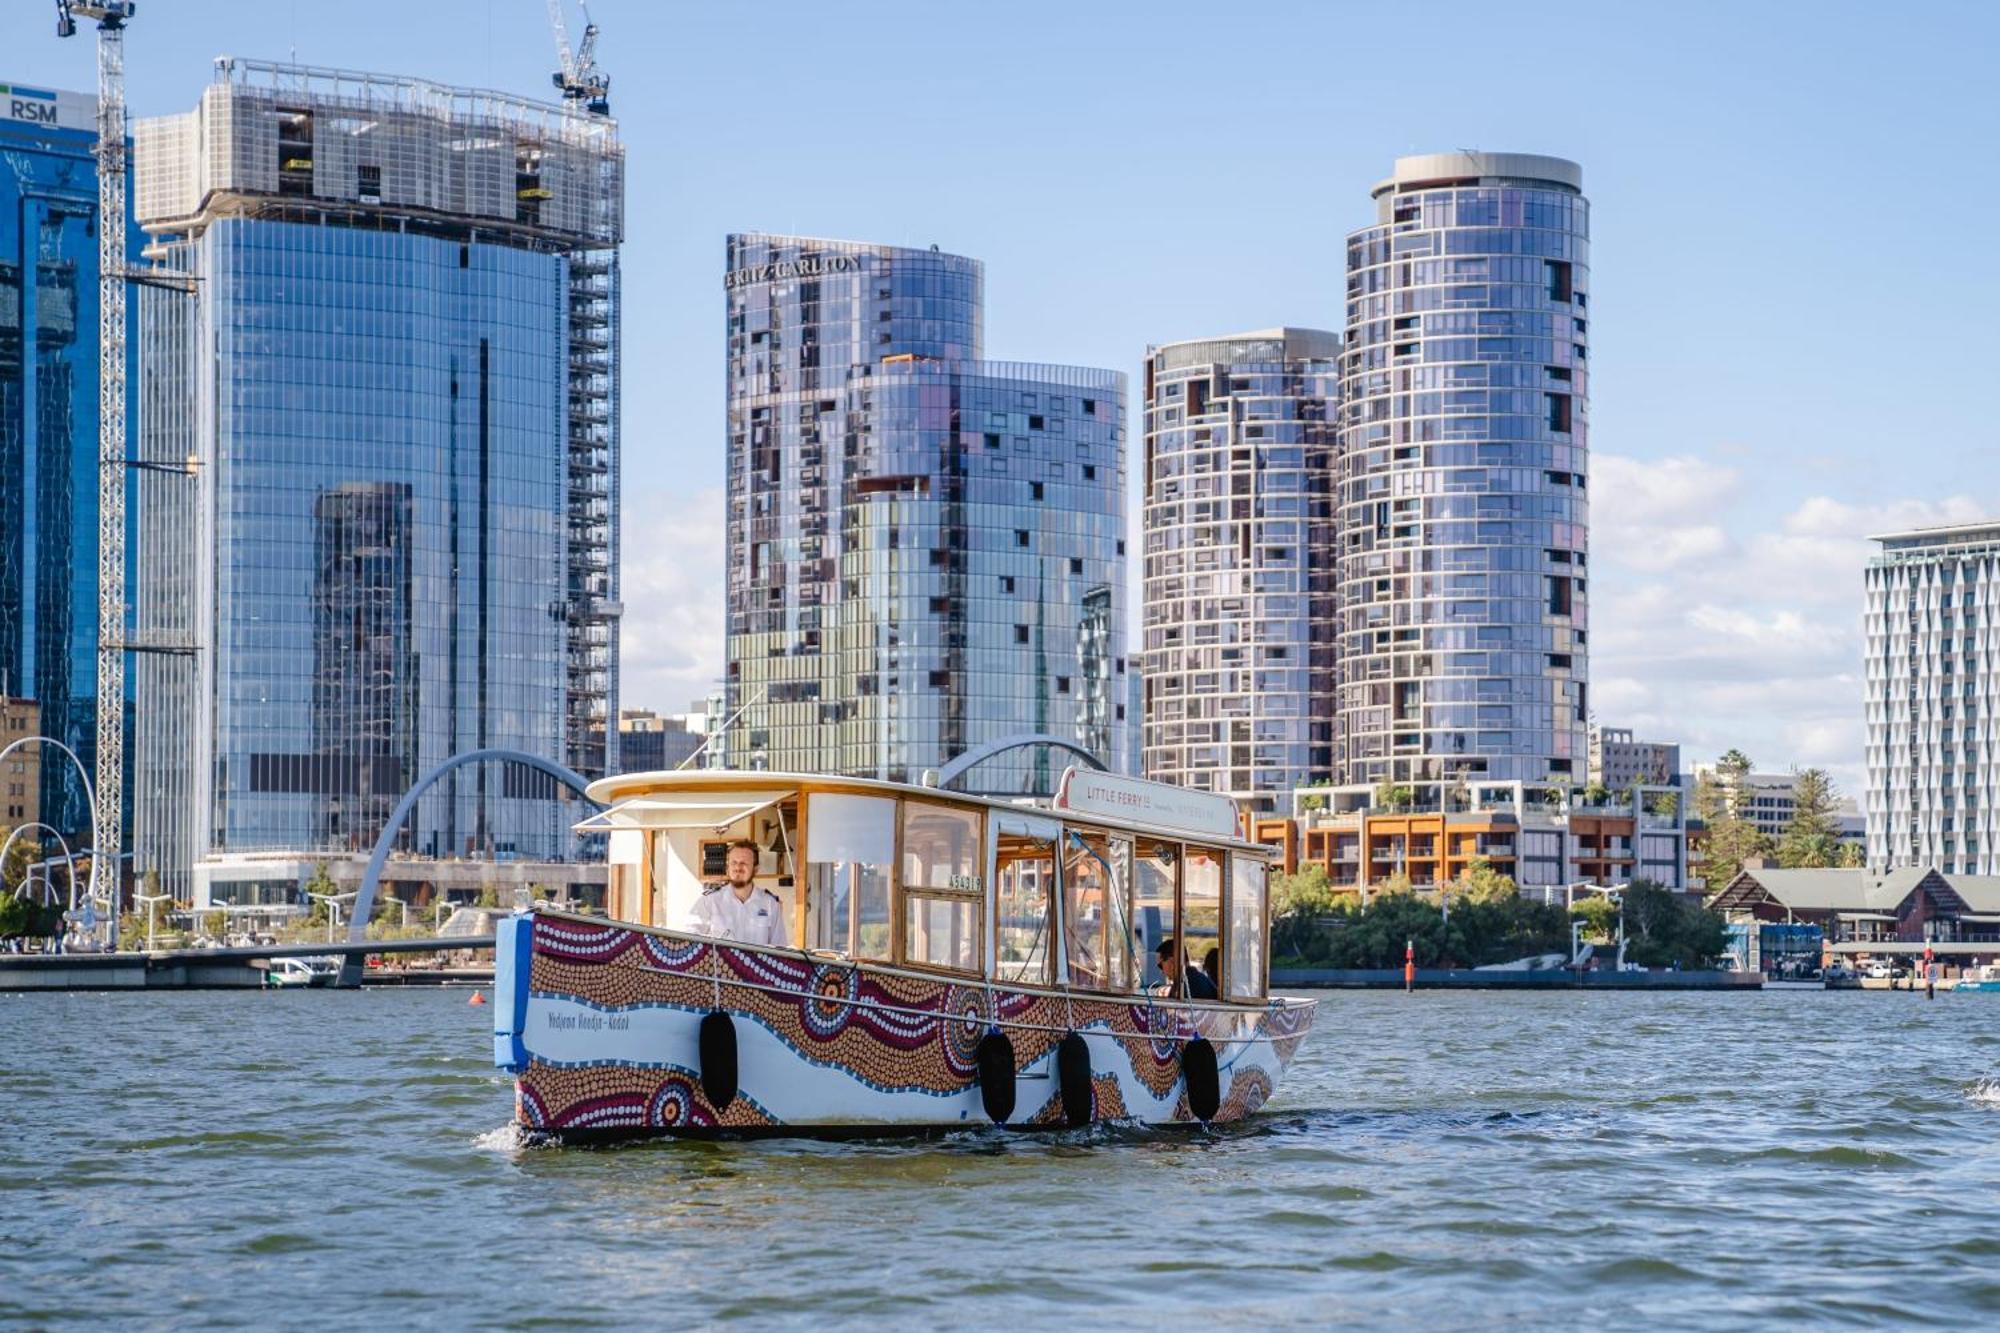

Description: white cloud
[617,487,726,713]
[1587,463,1987,797]
[1591,453,1739,571]
[1594,453,1740,525]
[1741,494,1988,607]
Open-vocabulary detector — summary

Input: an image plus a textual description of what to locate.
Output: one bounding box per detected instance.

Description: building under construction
[130,59,622,903]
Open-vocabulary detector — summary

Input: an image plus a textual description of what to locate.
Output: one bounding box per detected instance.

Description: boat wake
[1966,1077,2000,1108]
[472,1123,540,1152]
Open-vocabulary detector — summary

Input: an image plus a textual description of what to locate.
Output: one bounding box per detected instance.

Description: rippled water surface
[3,988,1998,1327]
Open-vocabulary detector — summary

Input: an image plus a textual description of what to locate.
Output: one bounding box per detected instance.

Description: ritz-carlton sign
[724,253,862,291]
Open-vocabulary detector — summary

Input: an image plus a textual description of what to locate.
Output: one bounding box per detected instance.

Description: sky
[8,0,1998,800]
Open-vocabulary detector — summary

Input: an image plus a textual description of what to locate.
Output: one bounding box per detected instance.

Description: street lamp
[308,891,356,944]
[133,890,172,953]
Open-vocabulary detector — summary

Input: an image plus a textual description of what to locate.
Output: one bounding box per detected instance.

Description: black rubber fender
[1056,1031,1093,1128]
[974,1031,1017,1125]
[698,1010,739,1111]
[1182,1035,1221,1122]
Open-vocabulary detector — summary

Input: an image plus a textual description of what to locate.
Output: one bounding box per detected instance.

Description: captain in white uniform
[687,839,790,947]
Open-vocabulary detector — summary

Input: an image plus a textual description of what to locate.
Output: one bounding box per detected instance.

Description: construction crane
[55,0,137,948]
[545,0,610,116]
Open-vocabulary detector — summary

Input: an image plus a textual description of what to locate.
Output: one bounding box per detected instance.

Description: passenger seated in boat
[687,839,790,947]
[1155,937,1217,1000]
[1201,946,1221,994]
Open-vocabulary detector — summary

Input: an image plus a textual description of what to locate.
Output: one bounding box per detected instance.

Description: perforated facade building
[1866,522,2000,876]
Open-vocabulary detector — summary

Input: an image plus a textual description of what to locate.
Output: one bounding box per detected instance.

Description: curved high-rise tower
[1338,153,1589,801]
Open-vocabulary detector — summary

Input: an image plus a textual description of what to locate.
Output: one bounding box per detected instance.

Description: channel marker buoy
[469,990,488,1006]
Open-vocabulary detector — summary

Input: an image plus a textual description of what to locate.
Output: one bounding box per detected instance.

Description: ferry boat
[490,768,1317,1140]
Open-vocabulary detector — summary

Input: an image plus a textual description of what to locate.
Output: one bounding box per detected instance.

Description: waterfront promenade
[0,937,493,990]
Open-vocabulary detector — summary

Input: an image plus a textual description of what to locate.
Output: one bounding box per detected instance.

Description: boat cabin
[578,768,1272,1003]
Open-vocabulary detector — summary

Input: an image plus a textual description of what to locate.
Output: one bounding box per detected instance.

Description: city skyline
[4,1,1996,803]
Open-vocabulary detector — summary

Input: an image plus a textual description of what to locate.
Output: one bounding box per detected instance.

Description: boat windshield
[995,825,1058,986]
[1063,829,1135,992]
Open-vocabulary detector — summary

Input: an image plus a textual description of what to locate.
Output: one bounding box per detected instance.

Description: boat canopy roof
[580,768,1267,854]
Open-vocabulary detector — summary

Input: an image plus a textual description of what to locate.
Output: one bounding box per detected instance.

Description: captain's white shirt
[687,884,790,947]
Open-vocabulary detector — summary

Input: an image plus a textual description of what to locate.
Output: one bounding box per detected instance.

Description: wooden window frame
[893,797,987,979]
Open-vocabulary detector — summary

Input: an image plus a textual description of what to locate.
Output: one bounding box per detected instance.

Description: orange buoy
[469,990,488,1006]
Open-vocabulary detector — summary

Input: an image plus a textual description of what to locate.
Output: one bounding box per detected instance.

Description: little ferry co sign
[724,254,861,291]
[1052,767,1240,840]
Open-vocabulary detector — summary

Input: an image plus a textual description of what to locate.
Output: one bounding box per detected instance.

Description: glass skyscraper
[723,234,1129,793]
[131,61,623,899]
[1339,153,1590,802]
[1141,329,1339,811]
[0,78,134,842]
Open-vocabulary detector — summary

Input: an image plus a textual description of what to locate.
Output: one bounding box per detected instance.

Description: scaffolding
[136,57,624,253]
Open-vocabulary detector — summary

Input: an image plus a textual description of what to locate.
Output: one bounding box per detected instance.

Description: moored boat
[1956,963,2000,993]
[491,767,1317,1140]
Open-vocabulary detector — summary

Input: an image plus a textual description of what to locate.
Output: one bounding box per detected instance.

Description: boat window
[901,802,983,893]
[1135,839,1178,991]
[904,894,980,974]
[1182,847,1224,998]
[805,793,894,959]
[898,802,983,975]
[1064,829,1134,992]
[995,830,1058,986]
[1227,855,1267,1001]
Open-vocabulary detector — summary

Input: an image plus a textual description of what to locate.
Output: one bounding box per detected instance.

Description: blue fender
[492,912,534,1071]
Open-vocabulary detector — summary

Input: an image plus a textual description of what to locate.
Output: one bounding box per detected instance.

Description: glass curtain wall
[142,220,569,864]
[724,234,1128,792]
[1339,154,1591,803]
[0,93,135,842]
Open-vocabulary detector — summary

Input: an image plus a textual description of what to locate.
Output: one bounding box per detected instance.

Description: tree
[1838,841,1866,869]
[1307,884,1569,969]
[1446,857,1517,905]
[1583,781,1612,807]
[1372,780,1413,812]
[1618,880,1729,968]
[303,861,339,924]
[1270,865,1341,960]
[2,835,44,895]
[1714,748,1753,790]
[1649,790,1681,820]
[1694,751,1772,891]
[1778,768,1842,869]
[1573,894,1620,942]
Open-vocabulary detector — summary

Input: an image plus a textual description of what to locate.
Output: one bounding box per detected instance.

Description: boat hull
[494,911,1316,1140]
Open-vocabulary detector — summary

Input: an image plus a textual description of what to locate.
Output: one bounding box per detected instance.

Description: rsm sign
[724,253,861,292]
[1,82,96,133]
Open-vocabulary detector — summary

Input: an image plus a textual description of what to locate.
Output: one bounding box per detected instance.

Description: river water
[2,987,1996,1327]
